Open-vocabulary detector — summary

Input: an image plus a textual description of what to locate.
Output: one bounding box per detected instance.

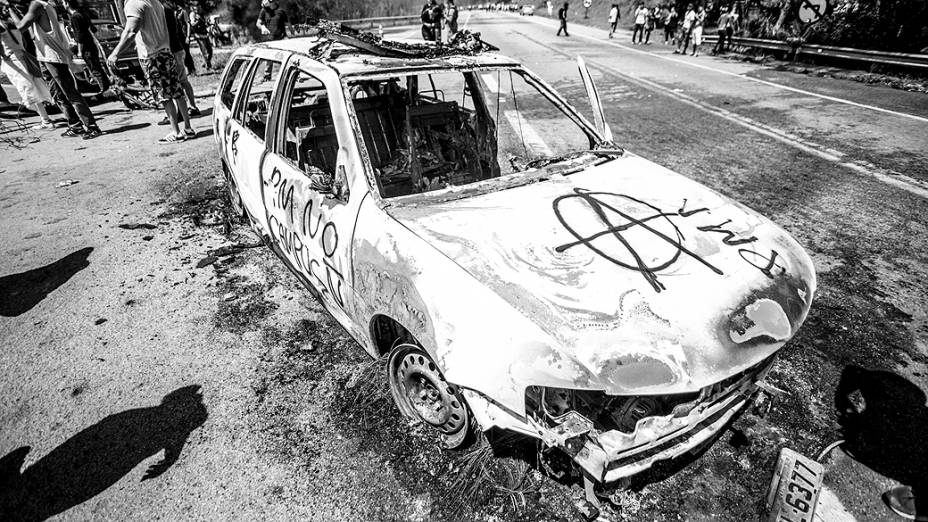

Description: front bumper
[548,357,773,483]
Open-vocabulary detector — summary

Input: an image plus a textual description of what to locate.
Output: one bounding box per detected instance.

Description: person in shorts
[162,0,199,118]
[106,0,194,142]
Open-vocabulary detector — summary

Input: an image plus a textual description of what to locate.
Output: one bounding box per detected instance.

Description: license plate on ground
[766,448,824,522]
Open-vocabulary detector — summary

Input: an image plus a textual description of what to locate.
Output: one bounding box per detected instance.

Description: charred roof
[252,21,519,77]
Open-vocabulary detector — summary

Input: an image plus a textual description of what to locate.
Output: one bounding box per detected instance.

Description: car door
[214,55,252,206]
[260,58,369,335]
[225,50,288,234]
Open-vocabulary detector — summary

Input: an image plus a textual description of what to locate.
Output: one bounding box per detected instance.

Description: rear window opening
[348,69,598,199]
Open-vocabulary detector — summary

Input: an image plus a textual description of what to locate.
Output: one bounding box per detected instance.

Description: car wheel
[388,343,472,449]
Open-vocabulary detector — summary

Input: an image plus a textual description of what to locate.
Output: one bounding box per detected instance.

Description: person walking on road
[690,4,705,56]
[10,0,102,138]
[663,4,677,44]
[107,0,194,142]
[556,2,569,36]
[607,3,619,38]
[632,2,646,44]
[674,3,695,54]
[0,16,54,126]
[64,0,109,94]
[256,0,287,41]
[188,8,211,69]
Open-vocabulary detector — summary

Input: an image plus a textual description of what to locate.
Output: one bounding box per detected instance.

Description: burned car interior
[347,69,598,198]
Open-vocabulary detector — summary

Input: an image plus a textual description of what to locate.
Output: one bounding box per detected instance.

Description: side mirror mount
[306,164,349,202]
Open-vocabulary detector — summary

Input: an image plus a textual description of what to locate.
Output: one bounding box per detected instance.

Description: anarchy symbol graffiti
[553,188,722,293]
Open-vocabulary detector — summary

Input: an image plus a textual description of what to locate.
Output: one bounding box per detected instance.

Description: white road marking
[518,31,928,200]
[482,73,500,93]
[509,13,928,124]
[503,110,553,156]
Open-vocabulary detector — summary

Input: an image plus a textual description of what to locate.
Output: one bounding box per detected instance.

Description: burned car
[212,28,816,491]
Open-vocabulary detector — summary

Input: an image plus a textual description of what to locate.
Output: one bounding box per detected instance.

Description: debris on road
[118,223,157,230]
[142,235,154,241]
[56,179,79,188]
[222,292,237,301]
[196,255,218,268]
[94,318,107,325]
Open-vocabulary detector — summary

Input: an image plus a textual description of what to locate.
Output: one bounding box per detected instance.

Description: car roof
[252,36,522,77]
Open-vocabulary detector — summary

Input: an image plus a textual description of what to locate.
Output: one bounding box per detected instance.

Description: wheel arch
[369,313,418,356]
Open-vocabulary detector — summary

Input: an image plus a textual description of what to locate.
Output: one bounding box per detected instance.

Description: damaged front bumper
[528,356,774,484]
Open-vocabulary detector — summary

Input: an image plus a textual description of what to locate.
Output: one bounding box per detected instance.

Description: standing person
[643,6,655,44]
[546,0,553,16]
[63,0,109,93]
[256,0,287,41]
[663,4,677,44]
[0,16,54,126]
[631,2,646,44]
[556,2,569,36]
[10,0,102,138]
[444,0,458,40]
[188,7,210,68]
[674,3,695,54]
[690,4,705,56]
[161,0,199,120]
[420,0,436,41]
[607,3,619,38]
[712,5,731,54]
[173,0,194,74]
[106,0,194,142]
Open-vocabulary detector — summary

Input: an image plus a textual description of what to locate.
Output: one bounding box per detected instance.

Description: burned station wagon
[213,27,816,493]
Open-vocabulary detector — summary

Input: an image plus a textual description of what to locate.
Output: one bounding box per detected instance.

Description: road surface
[1,11,926,522]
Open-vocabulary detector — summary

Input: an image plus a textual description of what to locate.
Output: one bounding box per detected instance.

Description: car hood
[388,154,816,394]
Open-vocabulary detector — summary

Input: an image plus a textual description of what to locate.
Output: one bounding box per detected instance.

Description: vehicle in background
[521,4,535,15]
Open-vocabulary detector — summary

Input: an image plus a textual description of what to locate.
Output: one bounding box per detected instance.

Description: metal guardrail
[702,35,928,70]
[291,15,420,36]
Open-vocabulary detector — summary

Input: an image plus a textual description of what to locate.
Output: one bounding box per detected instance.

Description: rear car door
[225,50,287,234]
[260,59,370,336]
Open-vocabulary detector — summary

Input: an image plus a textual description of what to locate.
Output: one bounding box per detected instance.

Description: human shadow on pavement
[835,365,928,519]
[102,122,151,135]
[0,386,208,521]
[0,247,93,317]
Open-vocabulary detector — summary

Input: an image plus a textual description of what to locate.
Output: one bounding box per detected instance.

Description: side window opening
[240,59,282,140]
[281,70,338,178]
[219,58,249,110]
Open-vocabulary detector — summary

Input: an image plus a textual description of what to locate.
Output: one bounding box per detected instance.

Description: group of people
[420,0,458,42]
[619,2,739,56]
[0,0,219,143]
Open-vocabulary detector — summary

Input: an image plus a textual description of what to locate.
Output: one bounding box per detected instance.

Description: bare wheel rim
[389,345,467,436]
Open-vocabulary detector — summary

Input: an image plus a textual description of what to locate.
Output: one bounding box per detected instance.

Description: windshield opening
[348,68,600,199]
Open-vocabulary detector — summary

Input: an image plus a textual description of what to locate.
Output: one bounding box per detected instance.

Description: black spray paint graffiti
[554,189,723,293]
[553,189,786,292]
[230,129,240,160]
[265,167,344,307]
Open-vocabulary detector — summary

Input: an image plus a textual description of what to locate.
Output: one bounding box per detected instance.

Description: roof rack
[312,19,498,59]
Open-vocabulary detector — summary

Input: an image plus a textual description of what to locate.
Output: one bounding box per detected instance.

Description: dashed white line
[503,110,553,156]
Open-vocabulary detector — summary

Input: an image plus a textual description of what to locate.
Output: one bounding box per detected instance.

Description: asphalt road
[1,12,927,521]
